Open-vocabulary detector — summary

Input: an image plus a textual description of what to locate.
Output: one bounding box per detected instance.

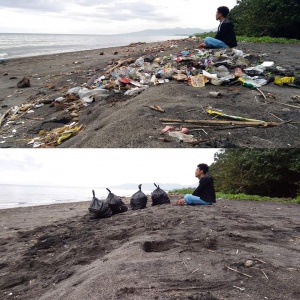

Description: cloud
[0,1,238,36]
[0,0,177,23]
[0,151,42,171]
[0,0,65,12]
[0,149,220,187]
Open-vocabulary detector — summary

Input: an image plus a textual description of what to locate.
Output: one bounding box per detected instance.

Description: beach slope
[0,39,299,148]
[0,197,299,299]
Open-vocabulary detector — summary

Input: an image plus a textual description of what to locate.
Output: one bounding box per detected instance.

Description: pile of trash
[80,47,299,96]
[44,46,298,112]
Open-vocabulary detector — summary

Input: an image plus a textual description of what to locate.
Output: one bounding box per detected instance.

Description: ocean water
[0,184,152,209]
[0,33,187,60]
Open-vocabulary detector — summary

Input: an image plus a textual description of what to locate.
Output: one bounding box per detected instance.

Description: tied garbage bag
[89,190,113,219]
[105,188,128,214]
[151,183,170,206]
[130,184,147,210]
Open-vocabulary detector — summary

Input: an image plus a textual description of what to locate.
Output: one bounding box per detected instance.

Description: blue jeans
[184,194,212,205]
[204,37,228,49]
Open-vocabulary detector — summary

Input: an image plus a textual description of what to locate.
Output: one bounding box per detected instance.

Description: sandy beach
[0,38,299,148]
[0,196,299,300]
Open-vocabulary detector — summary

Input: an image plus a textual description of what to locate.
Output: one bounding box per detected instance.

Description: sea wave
[0,33,187,59]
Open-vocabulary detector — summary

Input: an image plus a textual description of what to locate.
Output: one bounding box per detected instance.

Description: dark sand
[0,196,299,299]
[0,39,299,148]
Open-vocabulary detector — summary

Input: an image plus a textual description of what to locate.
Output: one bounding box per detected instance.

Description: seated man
[199,6,237,49]
[177,163,216,205]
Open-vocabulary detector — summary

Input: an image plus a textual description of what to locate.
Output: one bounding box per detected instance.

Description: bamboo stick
[159,118,280,127]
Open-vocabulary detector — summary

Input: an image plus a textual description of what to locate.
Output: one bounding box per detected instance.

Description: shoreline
[0,35,189,60]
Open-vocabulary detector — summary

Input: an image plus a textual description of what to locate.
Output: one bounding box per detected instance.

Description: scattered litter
[27,123,84,148]
[189,75,206,87]
[209,91,221,98]
[233,285,245,291]
[147,105,165,113]
[291,95,300,100]
[274,76,295,86]
[168,131,198,144]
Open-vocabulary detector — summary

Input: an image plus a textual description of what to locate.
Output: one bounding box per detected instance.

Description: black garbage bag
[89,190,113,219]
[105,188,128,214]
[151,183,170,206]
[130,184,147,210]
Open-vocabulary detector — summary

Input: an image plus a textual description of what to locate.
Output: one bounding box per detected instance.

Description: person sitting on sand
[176,163,216,205]
[198,6,237,49]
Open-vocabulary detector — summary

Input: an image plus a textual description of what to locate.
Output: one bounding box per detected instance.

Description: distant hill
[120,27,215,36]
[106,183,197,191]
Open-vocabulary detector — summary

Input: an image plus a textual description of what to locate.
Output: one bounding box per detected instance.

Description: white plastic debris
[78,87,109,99]
[168,131,197,143]
[54,97,65,102]
[202,70,218,80]
[232,48,244,58]
[261,61,275,67]
[124,86,149,96]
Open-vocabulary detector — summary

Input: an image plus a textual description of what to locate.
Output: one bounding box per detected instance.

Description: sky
[0,149,220,188]
[0,0,238,35]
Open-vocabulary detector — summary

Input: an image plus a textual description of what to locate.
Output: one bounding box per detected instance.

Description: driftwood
[268,100,300,109]
[0,108,11,128]
[225,266,252,278]
[256,88,267,102]
[145,105,165,113]
[105,57,134,74]
[159,118,280,127]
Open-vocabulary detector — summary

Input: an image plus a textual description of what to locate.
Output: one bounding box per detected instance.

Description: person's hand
[198,43,207,49]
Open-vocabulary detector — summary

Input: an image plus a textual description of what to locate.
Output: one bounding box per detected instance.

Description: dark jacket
[215,19,237,48]
[192,175,216,203]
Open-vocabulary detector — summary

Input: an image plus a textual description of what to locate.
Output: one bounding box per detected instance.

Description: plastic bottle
[242,82,257,89]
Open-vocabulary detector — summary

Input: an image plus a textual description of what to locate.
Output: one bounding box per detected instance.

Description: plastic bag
[243,65,266,76]
[89,190,113,219]
[134,57,144,67]
[124,86,148,96]
[78,87,109,99]
[130,184,147,210]
[105,188,128,214]
[151,183,170,206]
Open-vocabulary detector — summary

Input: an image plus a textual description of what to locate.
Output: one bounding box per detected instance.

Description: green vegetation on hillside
[230,0,300,39]
[192,1,300,41]
[193,33,300,44]
[170,149,300,202]
[169,189,300,204]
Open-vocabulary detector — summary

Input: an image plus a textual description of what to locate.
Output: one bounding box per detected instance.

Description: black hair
[217,6,230,18]
[197,163,209,174]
